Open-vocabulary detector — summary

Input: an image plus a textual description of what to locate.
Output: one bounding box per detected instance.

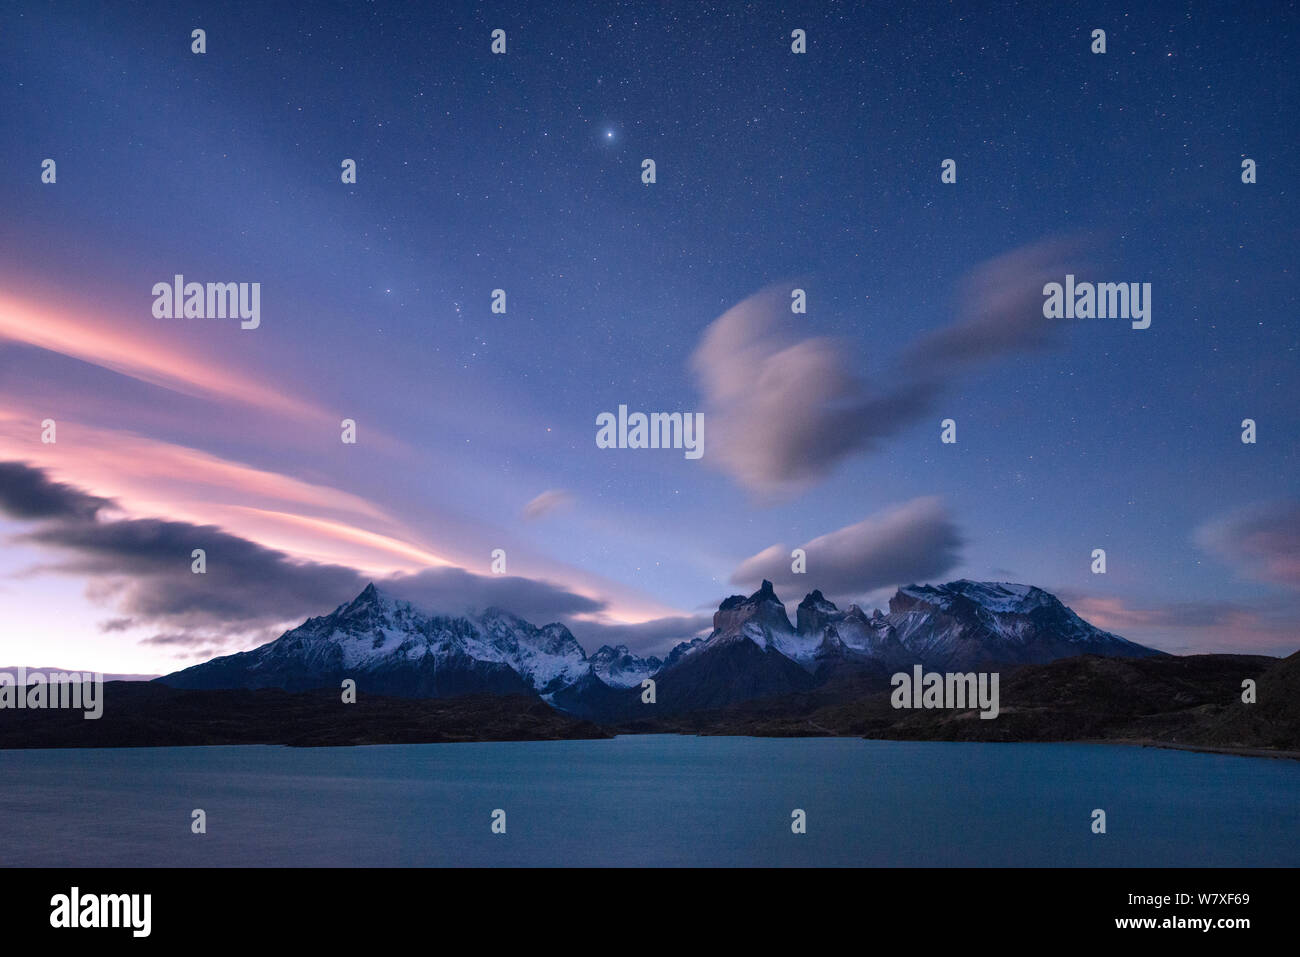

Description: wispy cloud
[1058,590,1298,657]
[0,292,323,420]
[522,488,575,521]
[730,496,963,597]
[690,285,936,494]
[0,416,435,575]
[1196,499,1300,589]
[900,236,1091,377]
[690,238,1089,494]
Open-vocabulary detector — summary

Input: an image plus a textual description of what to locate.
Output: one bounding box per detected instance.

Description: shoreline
[1110,738,1300,761]
[1,732,1296,760]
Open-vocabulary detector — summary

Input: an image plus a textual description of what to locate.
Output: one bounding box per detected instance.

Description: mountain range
[158,578,1162,720]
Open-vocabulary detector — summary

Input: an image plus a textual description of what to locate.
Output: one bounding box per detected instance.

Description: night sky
[1,0,1296,673]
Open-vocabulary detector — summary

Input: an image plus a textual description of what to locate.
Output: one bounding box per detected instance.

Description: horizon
[2,0,1297,674]
[7,573,1294,682]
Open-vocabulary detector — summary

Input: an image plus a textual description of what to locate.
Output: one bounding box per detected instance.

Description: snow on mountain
[158,578,1162,714]
[475,608,589,692]
[710,580,793,649]
[897,580,1051,615]
[709,578,1160,675]
[884,579,1160,667]
[661,636,707,670]
[160,583,591,696]
[652,581,817,712]
[587,645,663,688]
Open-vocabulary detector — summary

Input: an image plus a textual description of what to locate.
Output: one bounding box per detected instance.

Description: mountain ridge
[157,578,1164,720]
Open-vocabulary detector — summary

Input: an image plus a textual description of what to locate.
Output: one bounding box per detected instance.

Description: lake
[1,736,1295,866]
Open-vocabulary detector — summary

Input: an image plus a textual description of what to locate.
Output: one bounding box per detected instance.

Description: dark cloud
[730,496,963,596]
[0,461,612,650]
[17,514,367,630]
[0,461,110,520]
[567,613,713,658]
[140,632,213,646]
[383,566,606,624]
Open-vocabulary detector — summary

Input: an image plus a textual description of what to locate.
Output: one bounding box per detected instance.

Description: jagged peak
[337,582,384,616]
[719,579,782,611]
[480,605,526,624]
[798,589,833,607]
[160,572,1159,707]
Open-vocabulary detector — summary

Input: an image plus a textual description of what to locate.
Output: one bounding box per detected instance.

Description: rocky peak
[713,580,792,635]
[796,589,841,635]
[335,582,386,624]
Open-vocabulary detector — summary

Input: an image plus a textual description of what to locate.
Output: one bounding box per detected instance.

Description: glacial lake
[1,736,1296,866]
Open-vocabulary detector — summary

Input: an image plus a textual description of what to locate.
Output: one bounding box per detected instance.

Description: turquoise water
[1,736,1295,866]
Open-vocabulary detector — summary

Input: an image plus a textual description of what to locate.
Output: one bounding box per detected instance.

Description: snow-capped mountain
[159,583,590,697]
[158,578,1162,717]
[660,635,707,669]
[881,579,1160,668]
[646,578,1162,713]
[688,578,1158,673]
[586,644,663,688]
[649,580,826,714]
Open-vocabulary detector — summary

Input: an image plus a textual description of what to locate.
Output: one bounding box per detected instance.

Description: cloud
[16,512,368,637]
[1055,593,1258,630]
[0,417,456,575]
[0,292,324,420]
[1058,590,1299,657]
[567,613,713,658]
[730,496,963,596]
[690,238,1089,494]
[0,461,110,521]
[382,566,605,624]
[901,236,1089,377]
[1196,500,1300,588]
[690,285,935,493]
[0,462,611,650]
[522,488,575,521]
